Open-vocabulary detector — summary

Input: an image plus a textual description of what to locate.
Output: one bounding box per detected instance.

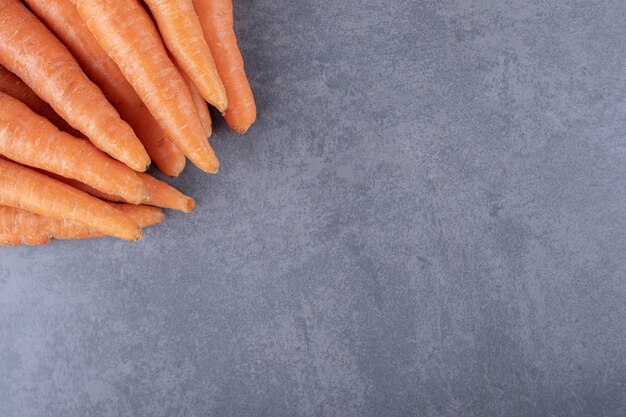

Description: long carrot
[0,92,149,204]
[193,0,256,133]
[73,0,219,173]
[50,172,195,213]
[144,0,227,112]
[0,64,79,135]
[0,158,142,241]
[0,204,164,245]
[52,204,164,240]
[24,0,186,177]
[0,0,150,172]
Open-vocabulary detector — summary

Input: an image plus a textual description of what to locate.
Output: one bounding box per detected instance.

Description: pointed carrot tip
[156,211,166,223]
[202,158,219,174]
[131,228,143,242]
[159,159,186,177]
[183,197,196,213]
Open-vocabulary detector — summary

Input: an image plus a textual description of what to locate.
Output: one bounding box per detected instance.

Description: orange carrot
[48,204,164,240]
[24,0,186,177]
[49,172,195,213]
[193,0,256,133]
[0,64,79,135]
[144,0,227,111]
[0,158,142,241]
[74,0,219,173]
[0,92,149,204]
[0,204,163,245]
[0,0,150,172]
[183,71,213,138]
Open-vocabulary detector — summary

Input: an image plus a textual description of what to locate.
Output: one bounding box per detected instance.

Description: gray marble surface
[2,0,626,415]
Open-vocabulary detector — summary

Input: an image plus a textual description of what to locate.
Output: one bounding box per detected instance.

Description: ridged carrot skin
[0,204,164,245]
[53,172,196,213]
[145,0,227,111]
[47,204,164,240]
[0,0,150,172]
[183,71,213,138]
[0,64,78,135]
[74,0,219,173]
[193,0,256,133]
[25,0,186,177]
[0,158,142,241]
[0,206,50,246]
[0,93,149,204]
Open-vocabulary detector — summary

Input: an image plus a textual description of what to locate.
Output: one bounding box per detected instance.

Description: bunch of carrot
[0,0,255,245]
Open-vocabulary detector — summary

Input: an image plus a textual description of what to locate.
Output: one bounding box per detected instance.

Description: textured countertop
[1,0,626,416]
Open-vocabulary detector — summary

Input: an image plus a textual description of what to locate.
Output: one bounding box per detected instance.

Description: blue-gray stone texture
[1,0,625,416]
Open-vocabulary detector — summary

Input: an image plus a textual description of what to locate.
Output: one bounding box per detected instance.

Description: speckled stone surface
[1,0,626,416]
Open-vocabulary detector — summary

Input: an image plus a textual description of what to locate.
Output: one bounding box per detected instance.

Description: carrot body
[0,158,141,241]
[0,0,150,172]
[74,0,219,173]
[48,204,164,240]
[0,64,78,135]
[0,204,163,245]
[51,173,195,213]
[0,206,50,246]
[145,0,227,111]
[193,0,256,133]
[0,92,149,204]
[24,0,186,177]
[183,71,213,138]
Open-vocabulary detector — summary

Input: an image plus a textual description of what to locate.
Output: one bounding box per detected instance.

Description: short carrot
[0,64,78,135]
[0,0,150,172]
[144,0,227,111]
[0,158,142,241]
[74,0,219,173]
[24,0,186,177]
[0,204,164,245]
[193,0,256,133]
[0,92,149,204]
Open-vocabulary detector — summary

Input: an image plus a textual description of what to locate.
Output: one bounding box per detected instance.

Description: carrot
[52,204,164,240]
[0,92,149,204]
[0,0,150,172]
[49,172,195,213]
[24,0,186,177]
[73,0,219,173]
[0,204,164,245]
[0,158,142,241]
[183,71,213,138]
[193,0,256,133]
[144,0,227,111]
[0,64,79,136]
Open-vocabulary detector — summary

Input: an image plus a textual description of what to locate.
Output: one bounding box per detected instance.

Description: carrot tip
[233,123,253,134]
[183,197,195,213]
[130,228,143,242]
